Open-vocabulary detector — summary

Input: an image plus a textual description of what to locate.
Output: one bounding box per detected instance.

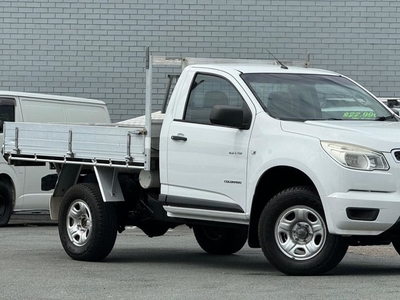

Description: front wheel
[0,182,13,227]
[258,186,348,275]
[58,183,118,261]
[392,240,400,255]
[193,225,248,255]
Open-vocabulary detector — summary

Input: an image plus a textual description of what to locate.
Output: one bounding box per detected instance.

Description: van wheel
[392,240,400,255]
[258,186,348,275]
[58,183,118,261]
[0,182,13,227]
[193,225,248,255]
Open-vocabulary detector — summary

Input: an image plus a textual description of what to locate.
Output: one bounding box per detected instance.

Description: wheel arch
[248,166,317,248]
[50,165,128,220]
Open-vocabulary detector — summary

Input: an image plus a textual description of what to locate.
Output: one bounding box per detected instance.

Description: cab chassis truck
[4,49,400,275]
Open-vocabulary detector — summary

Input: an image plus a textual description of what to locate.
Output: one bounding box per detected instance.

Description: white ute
[3,50,400,275]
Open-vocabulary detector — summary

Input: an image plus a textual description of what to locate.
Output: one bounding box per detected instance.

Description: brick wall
[0,0,399,121]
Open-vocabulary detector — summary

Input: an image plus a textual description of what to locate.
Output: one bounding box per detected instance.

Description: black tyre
[193,225,248,255]
[138,220,171,237]
[58,183,118,261]
[392,240,400,255]
[258,186,348,275]
[0,182,13,227]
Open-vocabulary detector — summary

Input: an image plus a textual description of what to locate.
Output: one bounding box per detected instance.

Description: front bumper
[323,191,400,235]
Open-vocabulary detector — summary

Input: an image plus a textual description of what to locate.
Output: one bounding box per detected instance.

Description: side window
[184,74,247,125]
[0,98,16,133]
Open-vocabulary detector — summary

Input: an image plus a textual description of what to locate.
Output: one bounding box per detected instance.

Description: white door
[166,72,253,213]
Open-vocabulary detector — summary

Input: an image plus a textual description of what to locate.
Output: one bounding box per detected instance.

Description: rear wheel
[258,186,348,275]
[193,225,248,255]
[58,183,118,261]
[0,182,13,227]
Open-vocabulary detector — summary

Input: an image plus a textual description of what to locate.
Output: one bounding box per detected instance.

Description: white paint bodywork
[160,64,400,236]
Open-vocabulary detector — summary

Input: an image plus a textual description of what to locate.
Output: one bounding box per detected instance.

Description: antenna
[265,49,288,69]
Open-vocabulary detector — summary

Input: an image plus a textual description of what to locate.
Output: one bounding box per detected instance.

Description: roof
[188,64,340,76]
[0,90,106,105]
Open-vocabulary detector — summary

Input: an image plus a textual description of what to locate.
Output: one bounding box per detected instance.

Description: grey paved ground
[1,215,400,300]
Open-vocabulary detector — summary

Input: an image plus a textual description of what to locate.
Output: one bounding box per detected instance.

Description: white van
[0,91,111,225]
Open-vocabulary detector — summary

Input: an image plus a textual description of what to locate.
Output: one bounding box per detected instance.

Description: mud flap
[93,166,124,202]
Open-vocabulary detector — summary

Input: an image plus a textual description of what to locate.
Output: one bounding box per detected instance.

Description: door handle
[171,135,187,141]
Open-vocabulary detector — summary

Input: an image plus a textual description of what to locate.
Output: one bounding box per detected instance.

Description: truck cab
[158,63,400,275]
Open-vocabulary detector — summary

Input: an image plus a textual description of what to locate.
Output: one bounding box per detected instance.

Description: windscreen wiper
[375,114,397,121]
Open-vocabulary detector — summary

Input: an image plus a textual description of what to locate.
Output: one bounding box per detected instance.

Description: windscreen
[241,73,392,121]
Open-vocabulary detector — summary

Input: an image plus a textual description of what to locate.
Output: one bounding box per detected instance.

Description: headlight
[321,141,389,171]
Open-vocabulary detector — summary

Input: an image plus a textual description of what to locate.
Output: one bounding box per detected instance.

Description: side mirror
[387,99,399,108]
[210,105,250,129]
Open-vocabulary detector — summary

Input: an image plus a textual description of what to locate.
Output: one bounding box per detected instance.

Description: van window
[20,98,67,123]
[67,106,110,123]
[0,98,16,133]
[20,97,110,124]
